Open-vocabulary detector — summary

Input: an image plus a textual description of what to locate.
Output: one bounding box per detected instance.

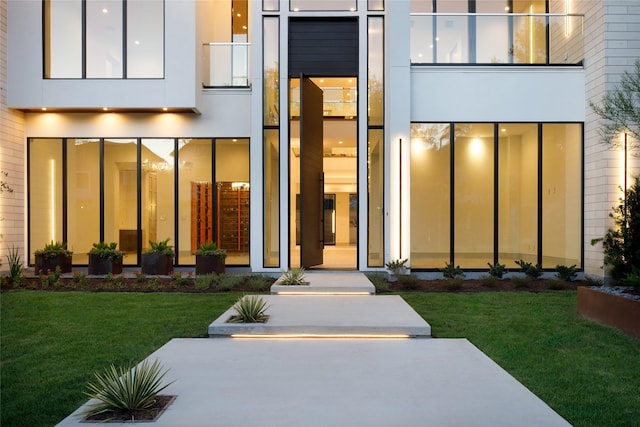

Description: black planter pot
[195,254,226,275]
[35,254,72,274]
[87,254,123,275]
[141,253,174,275]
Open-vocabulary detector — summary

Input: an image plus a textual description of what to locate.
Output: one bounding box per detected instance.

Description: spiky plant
[6,245,23,284]
[229,295,270,323]
[80,359,174,421]
[279,267,307,285]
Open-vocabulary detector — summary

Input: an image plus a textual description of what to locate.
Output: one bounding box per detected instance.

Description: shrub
[6,245,23,285]
[547,279,565,290]
[194,241,227,258]
[487,262,507,279]
[229,295,269,323]
[365,273,389,293]
[512,276,532,288]
[619,266,640,290]
[555,264,578,281]
[194,273,219,290]
[515,259,542,279]
[88,242,124,259]
[34,241,73,258]
[385,259,408,275]
[444,278,463,291]
[80,359,174,421]
[279,267,307,285]
[441,262,464,279]
[480,275,497,287]
[170,272,192,286]
[398,274,419,290]
[583,275,604,287]
[145,238,174,256]
[591,177,640,282]
[247,274,272,292]
[218,274,245,291]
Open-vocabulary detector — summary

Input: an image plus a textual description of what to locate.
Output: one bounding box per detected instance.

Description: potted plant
[34,241,73,274]
[88,242,124,275]
[141,238,174,275]
[195,241,227,275]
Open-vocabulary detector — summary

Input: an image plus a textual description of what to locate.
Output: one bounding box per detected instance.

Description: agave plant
[279,267,307,285]
[229,295,270,323]
[80,359,174,420]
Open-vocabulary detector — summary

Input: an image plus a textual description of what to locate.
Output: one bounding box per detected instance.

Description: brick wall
[582,0,640,278]
[0,0,26,266]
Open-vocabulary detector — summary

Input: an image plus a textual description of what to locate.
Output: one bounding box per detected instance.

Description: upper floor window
[44,0,164,79]
[290,0,357,12]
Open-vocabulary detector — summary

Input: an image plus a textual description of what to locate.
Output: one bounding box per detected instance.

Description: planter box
[87,254,123,275]
[578,286,640,339]
[141,253,174,275]
[35,254,72,274]
[195,254,225,275]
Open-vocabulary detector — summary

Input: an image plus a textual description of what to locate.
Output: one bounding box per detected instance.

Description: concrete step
[208,295,431,338]
[271,271,376,295]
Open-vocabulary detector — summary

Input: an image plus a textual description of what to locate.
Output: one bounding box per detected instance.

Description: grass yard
[1,290,639,426]
[401,291,640,427]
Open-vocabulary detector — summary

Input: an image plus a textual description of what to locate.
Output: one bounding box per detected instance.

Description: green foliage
[365,273,389,293]
[444,278,464,291]
[194,241,227,258]
[34,241,73,258]
[589,59,640,151]
[555,264,578,282]
[247,274,272,292]
[0,170,14,194]
[218,274,245,292]
[72,272,88,287]
[583,275,604,287]
[145,238,174,256]
[88,242,124,259]
[170,272,192,286]
[512,276,532,288]
[546,279,565,290]
[398,274,419,290]
[385,258,408,275]
[194,273,219,290]
[39,266,62,288]
[487,262,507,279]
[279,267,307,285]
[515,259,543,279]
[480,275,497,287]
[619,266,640,290]
[441,262,464,279]
[229,295,270,323]
[591,178,640,282]
[80,359,174,420]
[134,271,147,283]
[6,245,23,285]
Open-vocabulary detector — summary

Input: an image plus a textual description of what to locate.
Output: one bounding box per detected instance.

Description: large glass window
[264,17,279,126]
[29,139,63,265]
[104,139,139,265]
[368,129,385,267]
[66,139,100,265]
[498,124,538,267]
[368,18,384,127]
[410,124,451,269]
[542,124,581,267]
[216,139,250,265]
[290,0,356,11]
[141,139,175,254]
[45,0,164,79]
[454,124,495,268]
[45,0,82,78]
[264,130,280,267]
[178,139,213,265]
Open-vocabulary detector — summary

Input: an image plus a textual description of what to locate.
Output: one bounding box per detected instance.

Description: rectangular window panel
[512,15,547,64]
[263,0,279,11]
[178,139,213,265]
[104,138,138,264]
[497,124,538,268]
[86,0,123,78]
[127,0,164,78]
[368,0,384,11]
[66,139,101,264]
[264,18,279,126]
[45,0,82,78]
[410,124,450,269]
[264,130,280,267]
[436,15,468,63]
[454,123,494,268]
[368,17,384,127]
[216,139,250,265]
[141,139,175,257]
[368,129,384,267]
[542,124,582,268]
[290,0,356,11]
[29,139,63,265]
[476,15,510,63]
[410,15,434,64]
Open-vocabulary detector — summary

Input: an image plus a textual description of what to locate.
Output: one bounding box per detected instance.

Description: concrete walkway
[56,271,571,426]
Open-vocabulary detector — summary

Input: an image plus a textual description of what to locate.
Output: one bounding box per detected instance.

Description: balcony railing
[290,87,358,118]
[410,13,583,65]
[203,43,250,87]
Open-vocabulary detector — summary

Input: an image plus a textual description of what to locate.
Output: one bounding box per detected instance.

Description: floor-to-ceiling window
[410,122,582,270]
[28,137,250,267]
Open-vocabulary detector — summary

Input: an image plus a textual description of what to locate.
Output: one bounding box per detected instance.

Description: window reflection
[127,0,164,78]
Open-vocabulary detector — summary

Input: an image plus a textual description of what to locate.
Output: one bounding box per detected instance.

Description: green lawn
[1,290,639,427]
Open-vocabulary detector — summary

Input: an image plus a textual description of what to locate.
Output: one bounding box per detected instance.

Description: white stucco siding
[410,67,585,123]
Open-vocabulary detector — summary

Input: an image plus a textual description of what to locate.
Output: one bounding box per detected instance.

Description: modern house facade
[2,0,639,277]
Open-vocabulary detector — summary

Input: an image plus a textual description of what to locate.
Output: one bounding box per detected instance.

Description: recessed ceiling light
[293,7,299,12]
[102,107,109,111]
[338,140,343,144]
[501,128,507,132]
[41,107,47,111]
[237,13,241,17]
[162,107,168,111]
[242,25,247,29]
[102,8,108,13]
[134,40,140,45]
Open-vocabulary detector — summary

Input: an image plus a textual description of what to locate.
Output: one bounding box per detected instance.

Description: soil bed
[83,395,175,423]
